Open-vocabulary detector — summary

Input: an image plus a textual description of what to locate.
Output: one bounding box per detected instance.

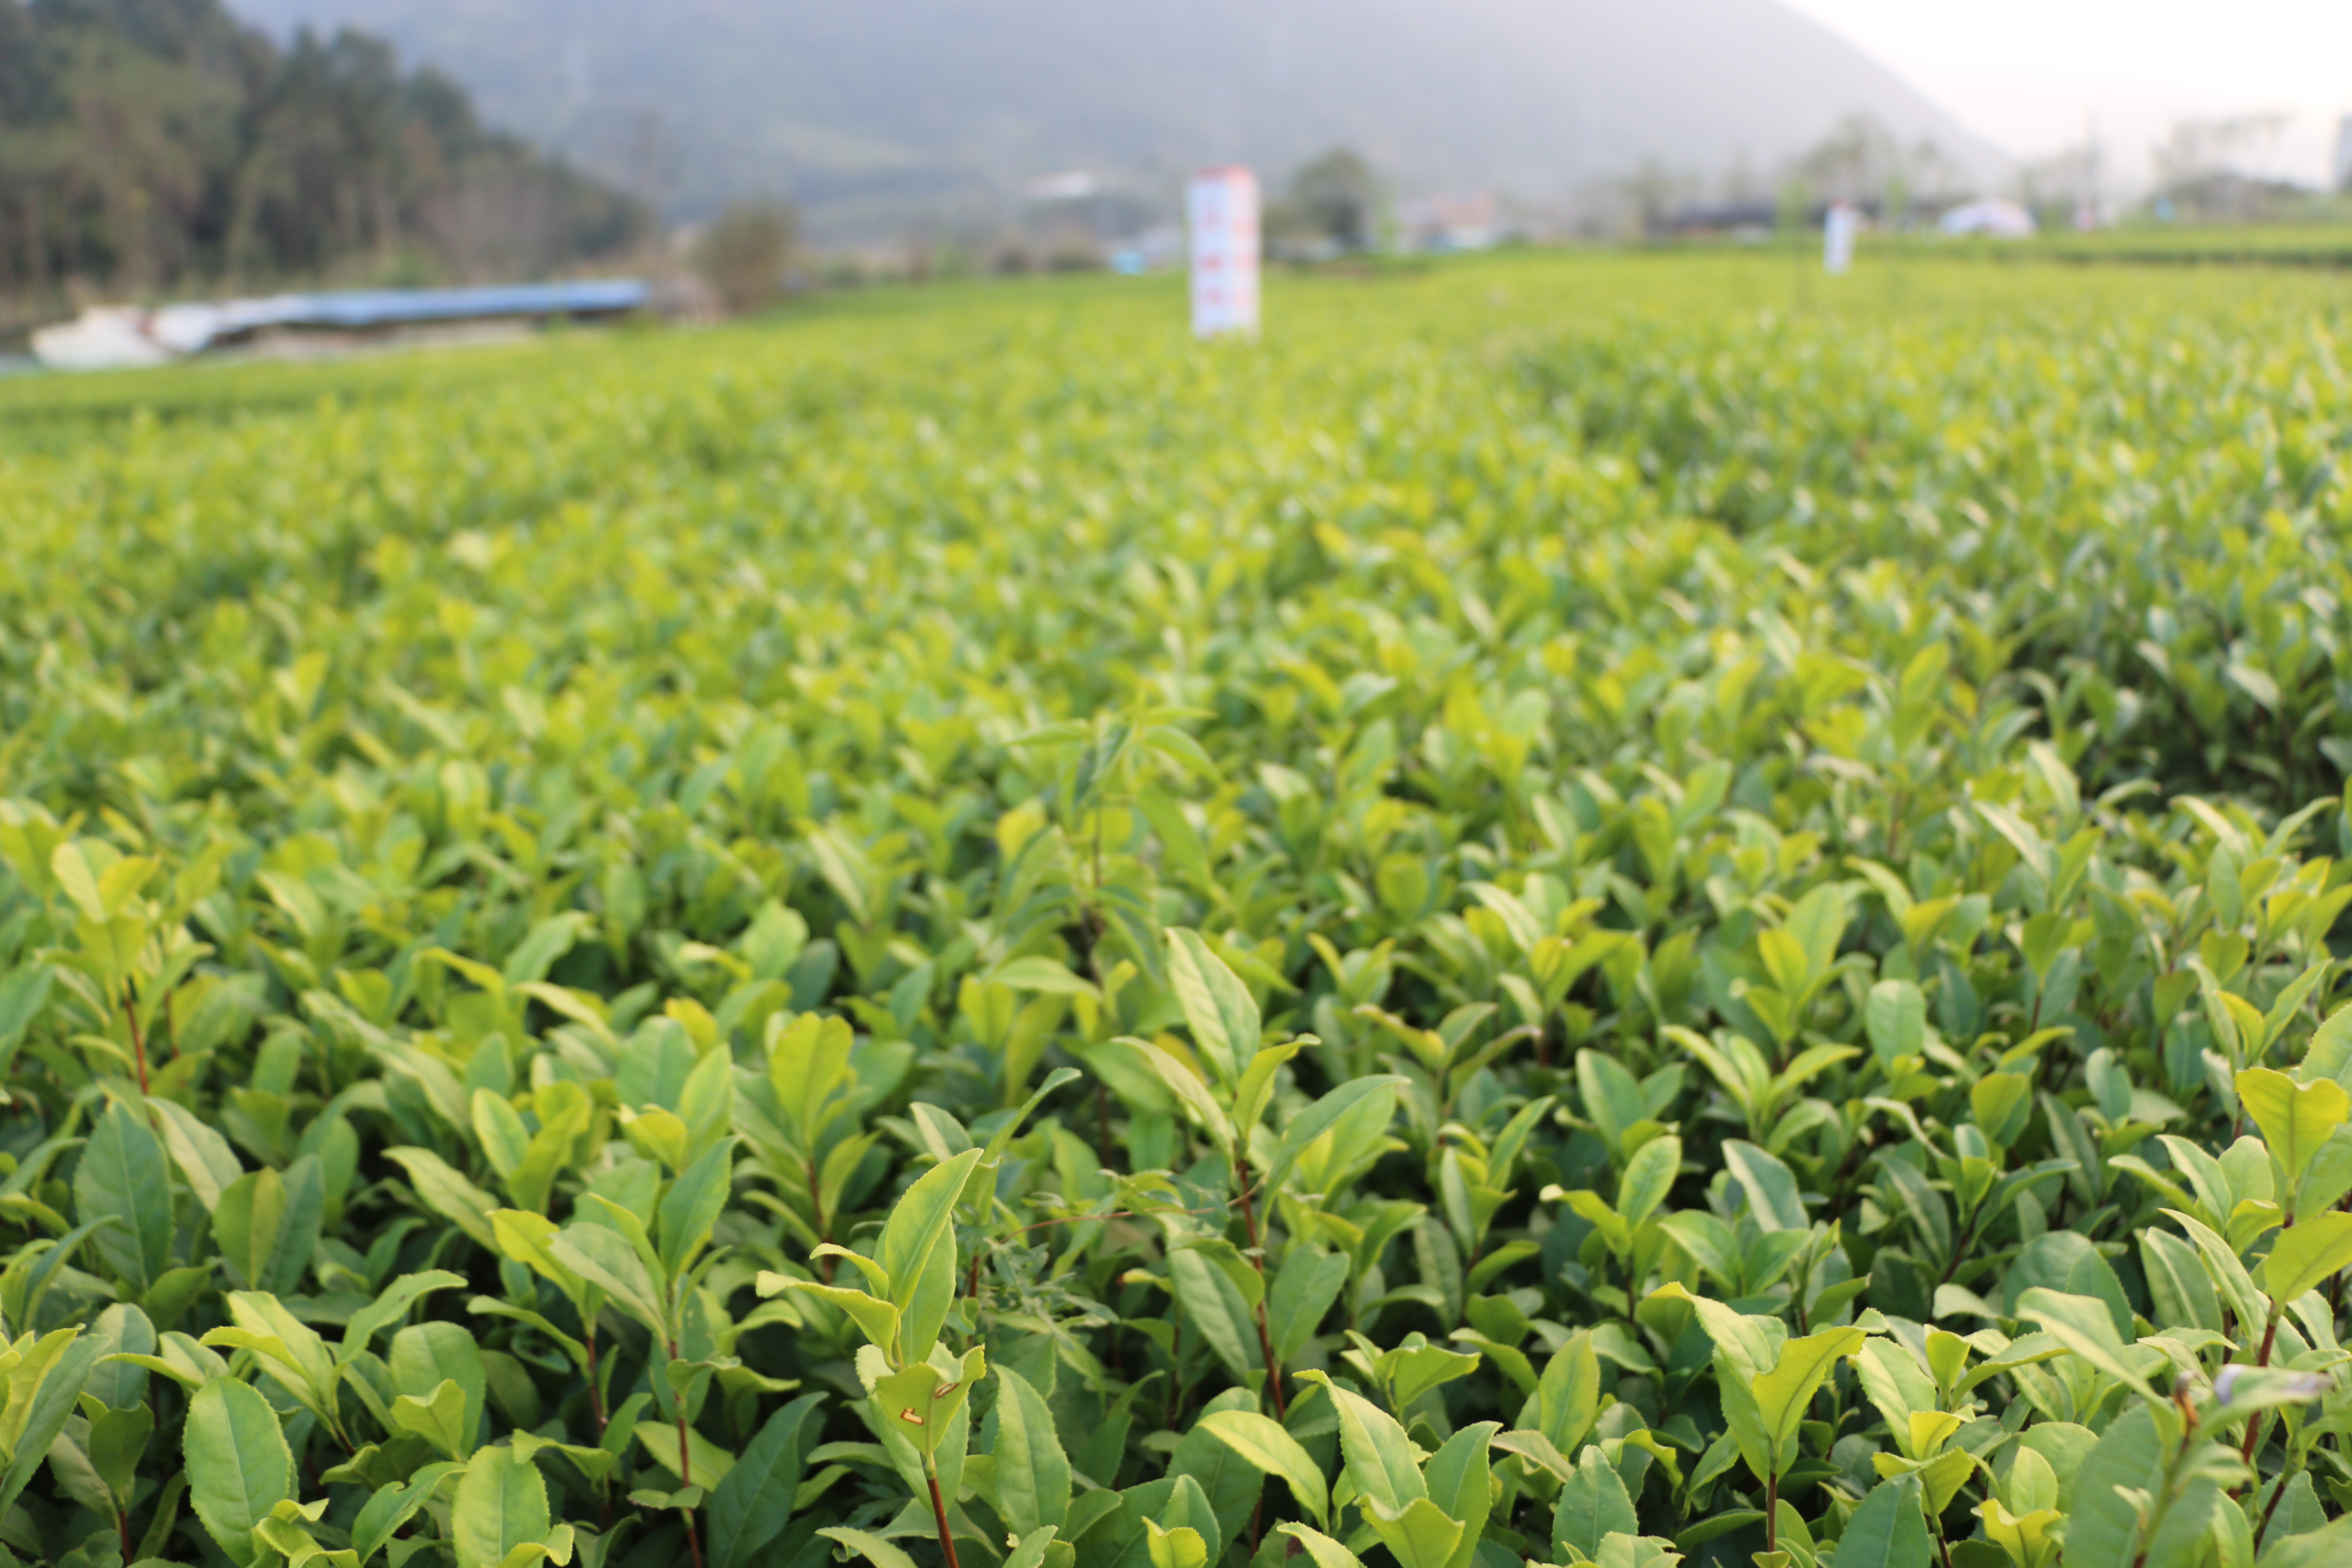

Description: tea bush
[3,256,2352,1568]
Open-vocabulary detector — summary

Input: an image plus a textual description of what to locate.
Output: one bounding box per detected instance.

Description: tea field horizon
[6,249,2352,1568]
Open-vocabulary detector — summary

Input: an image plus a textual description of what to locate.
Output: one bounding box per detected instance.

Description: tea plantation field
[4,253,2352,1568]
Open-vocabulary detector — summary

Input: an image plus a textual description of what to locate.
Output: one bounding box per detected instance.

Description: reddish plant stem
[2238,1302,2285,1487]
[122,981,150,1095]
[927,1465,962,1568]
[2253,1472,2294,1553]
[1233,1158,1286,1420]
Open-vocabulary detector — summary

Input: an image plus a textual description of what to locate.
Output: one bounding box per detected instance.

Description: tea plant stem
[667,1335,705,1568]
[1936,1202,1983,1288]
[1764,1470,1777,1552]
[2252,1470,2293,1552]
[1166,1307,1186,1430]
[926,1459,961,1568]
[122,980,149,1094]
[585,1325,605,1438]
[1232,1156,1285,1419]
[808,1155,833,1282]
[2237,1301,2284,1484]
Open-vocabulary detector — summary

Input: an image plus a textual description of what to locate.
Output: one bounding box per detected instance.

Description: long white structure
[31,279,649,371]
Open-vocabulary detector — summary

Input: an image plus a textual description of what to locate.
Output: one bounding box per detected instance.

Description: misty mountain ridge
[226,0,2008,235]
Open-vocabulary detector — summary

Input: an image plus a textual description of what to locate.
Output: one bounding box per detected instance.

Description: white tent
[29,308,177,371]
[1939,199,2037,239]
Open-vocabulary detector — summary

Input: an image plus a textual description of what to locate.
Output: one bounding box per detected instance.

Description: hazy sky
[1782,0,2352,187]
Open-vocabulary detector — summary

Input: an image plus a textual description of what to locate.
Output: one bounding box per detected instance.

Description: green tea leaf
[1834,1475,1932,1568]
[706,1393,825,1568]
[2258,1211,2352,1305]
[186,1378,294,1568]
[452,1443,553,1568]
[877,1146,983,1366]
[74,1102,172,1290]
[1198,1409,1328,1529]
[991,1363,1070,1534]
[1166,928,1258,1084]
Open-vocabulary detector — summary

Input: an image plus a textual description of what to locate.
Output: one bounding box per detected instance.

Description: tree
[1287,147,1377,252]
[692,199,796,315]
[1798,113,1896,209]
[0,0,646,301]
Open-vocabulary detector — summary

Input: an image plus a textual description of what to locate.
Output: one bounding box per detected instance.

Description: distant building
[2337,116,2352,192]
[1399,193,1502,253]
[1939,199,2036,239]
[1663,200,1782,239]
[1023,171,1101,203]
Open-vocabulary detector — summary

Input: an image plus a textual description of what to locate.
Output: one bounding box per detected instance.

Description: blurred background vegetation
[0,0,646,314]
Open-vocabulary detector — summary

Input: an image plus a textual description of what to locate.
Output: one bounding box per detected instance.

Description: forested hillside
[0,0,644,303]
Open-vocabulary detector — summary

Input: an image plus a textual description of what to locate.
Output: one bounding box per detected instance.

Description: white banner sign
[1188,167,1260,338]
[1824,203,1860,276]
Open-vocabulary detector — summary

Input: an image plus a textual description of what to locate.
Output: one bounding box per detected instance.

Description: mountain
[223,0,2007,233]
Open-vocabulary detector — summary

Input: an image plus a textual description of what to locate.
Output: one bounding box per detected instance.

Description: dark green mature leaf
[342,1271,469,1362]
[1721,1140,1806,1231]
[707,1393,825,1568]
[1170,1395,1264,1553]
[1836,1475,1932,1568]
[990,1363,1071,1535]
[2002,1232,2132,1338]
[550,1219,668,1337]
[1259,1076,1408,1196]
[1166,1241,1259,1381]
[0,965,52,1077]
[83,1304,154,1412]
[74,1102,171,1291]
[1269,1246,1349,1362]
[352,1461,461,1567]
[657,1137,736,1278]
[389,1322,487,1455]
[2066,1406,2220,1568]
[1554,1446,1637,1560]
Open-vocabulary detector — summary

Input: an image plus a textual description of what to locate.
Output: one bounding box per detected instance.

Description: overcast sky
[1782,0,2352,187]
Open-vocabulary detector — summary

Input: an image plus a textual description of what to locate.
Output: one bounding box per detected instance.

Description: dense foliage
[3,256,2352,1568]
[0,0,644,304]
